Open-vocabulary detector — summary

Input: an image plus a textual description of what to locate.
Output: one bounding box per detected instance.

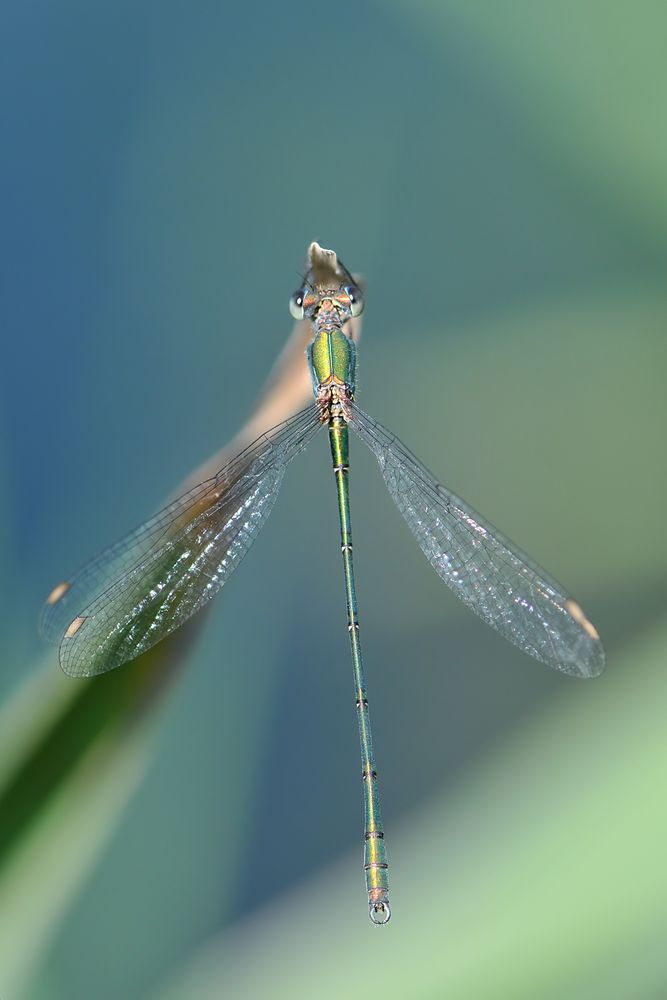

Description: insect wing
[349,404,604,678]
[42,406,322,676]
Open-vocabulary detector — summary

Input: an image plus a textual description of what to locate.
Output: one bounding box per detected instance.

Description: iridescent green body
[303,244,390,924]
[308,328,357,393]
[329,417,389,915]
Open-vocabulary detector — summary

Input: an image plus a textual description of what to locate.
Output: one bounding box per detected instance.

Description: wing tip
[560,635,606,679]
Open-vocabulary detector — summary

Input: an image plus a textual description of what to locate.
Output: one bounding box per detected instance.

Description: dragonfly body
[42,242,604,925]
[298,245,390,921]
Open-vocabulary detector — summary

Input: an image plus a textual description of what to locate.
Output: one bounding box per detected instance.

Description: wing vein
[348,403,604,678]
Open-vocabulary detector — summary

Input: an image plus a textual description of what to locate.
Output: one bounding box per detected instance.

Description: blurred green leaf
[0,638,194,998]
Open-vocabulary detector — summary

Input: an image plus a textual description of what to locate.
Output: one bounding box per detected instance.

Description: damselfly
[41,243,605,924]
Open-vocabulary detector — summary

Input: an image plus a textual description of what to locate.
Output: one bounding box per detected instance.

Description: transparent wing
[41,405,322,677]
[348,404,604,678]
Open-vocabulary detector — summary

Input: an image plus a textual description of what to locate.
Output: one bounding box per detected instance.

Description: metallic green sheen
[328,416,390,914]
[308,330,356,390]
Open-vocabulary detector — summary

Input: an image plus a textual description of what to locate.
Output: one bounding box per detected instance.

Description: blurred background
[1,2,666,998]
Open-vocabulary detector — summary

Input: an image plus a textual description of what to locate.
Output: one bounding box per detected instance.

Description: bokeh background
[2,2,666,998]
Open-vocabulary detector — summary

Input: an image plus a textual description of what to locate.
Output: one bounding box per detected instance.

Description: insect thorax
[308,330,356,390]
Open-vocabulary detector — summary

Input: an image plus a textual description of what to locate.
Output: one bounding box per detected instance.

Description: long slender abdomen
[328,415,391,924]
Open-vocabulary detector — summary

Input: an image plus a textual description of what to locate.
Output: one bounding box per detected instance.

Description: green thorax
[308,329,357,393]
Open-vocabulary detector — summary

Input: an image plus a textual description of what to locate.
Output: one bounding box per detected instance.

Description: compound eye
[289,290,305,320]
[346,285,364,317]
